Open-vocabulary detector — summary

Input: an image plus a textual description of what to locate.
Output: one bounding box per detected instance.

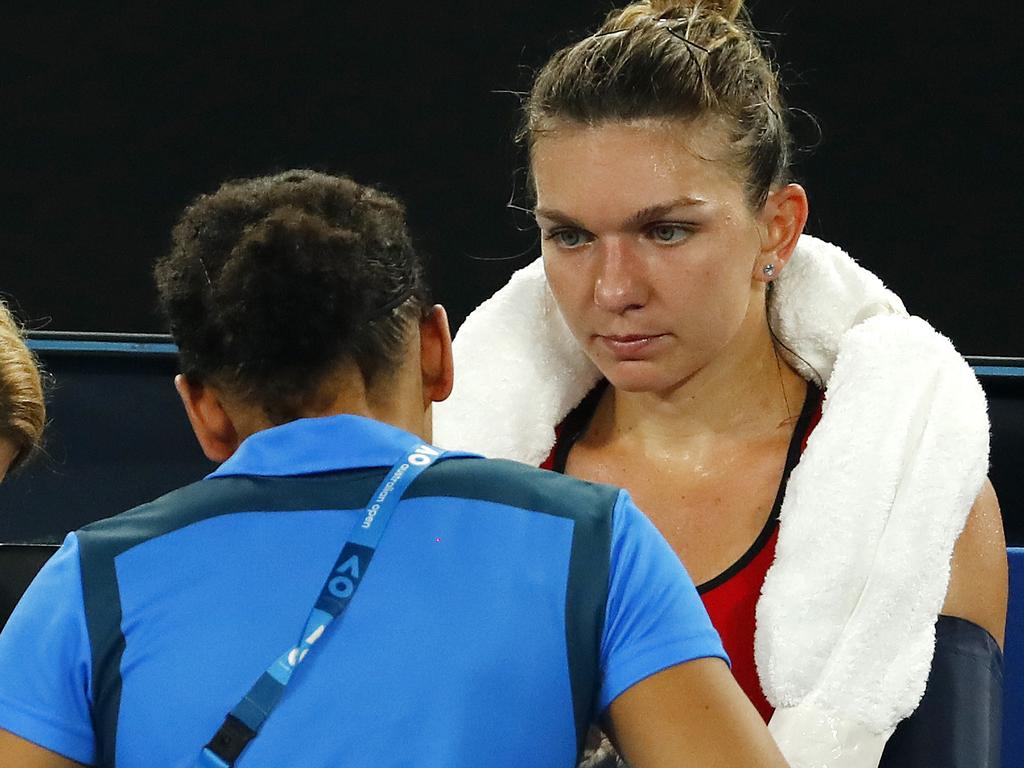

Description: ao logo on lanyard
[197,442,446,768]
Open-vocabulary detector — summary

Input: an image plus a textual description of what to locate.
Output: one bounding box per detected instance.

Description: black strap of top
[553,380,821,477]
[550,380,823,594]
[549,381,608,475]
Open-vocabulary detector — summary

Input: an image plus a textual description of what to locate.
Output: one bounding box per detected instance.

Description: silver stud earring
[762,263,776,278]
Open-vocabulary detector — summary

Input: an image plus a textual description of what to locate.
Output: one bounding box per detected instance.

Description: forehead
[530,118,745,215]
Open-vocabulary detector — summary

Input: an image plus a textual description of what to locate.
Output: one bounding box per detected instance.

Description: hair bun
[648,0,744,22]
[602,0,744,33]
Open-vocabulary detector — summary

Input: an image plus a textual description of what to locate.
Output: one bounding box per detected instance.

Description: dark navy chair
[0,543,59,630]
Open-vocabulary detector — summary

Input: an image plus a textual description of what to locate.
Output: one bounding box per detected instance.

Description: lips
[596,333,667,359]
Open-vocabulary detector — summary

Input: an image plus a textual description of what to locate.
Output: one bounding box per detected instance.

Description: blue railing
[26,334,1024,382]
[27,332,177,356]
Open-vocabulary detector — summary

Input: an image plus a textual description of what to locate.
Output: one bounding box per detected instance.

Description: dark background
[2,1,1022,353]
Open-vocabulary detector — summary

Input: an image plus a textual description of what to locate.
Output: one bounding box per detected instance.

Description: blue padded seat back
[0,543,59,632]
[1005,547,1024,763]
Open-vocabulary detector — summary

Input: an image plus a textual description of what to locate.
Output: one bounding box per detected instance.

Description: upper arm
[606,657,788,768]
[941,478,1007,647]
[0,731,86,768]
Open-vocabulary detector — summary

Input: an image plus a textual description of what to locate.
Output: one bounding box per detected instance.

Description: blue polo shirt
[0,415,725,767]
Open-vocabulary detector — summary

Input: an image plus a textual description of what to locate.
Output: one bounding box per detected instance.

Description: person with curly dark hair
[0,170,788,768]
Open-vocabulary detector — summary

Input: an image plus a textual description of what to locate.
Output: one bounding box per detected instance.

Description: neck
[227,362,430,446]
[308,363,432,442]
[594,314,807,455]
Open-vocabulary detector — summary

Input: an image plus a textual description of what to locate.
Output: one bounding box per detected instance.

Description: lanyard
[197,441,447,768]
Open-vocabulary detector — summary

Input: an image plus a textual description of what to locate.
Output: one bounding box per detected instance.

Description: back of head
[522,0,790,208]
[0,301,45,471]
[154,170,430,424]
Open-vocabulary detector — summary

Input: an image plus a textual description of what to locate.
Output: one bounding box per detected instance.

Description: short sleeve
[598,491,728,712]
[0,532,97,764]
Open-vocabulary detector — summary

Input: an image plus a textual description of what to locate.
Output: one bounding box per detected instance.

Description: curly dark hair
[154,169,431,424]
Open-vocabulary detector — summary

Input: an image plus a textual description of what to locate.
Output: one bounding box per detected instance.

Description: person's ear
[419,305,454,406]
[174,374,242,463]
[753,183,809,283]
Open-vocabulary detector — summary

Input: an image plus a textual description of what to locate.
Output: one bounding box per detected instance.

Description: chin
[600,360,688,394]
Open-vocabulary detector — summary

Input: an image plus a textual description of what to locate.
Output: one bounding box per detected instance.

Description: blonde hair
[0,301,45,471]
[613,0,743,26]
[522,0,790,208]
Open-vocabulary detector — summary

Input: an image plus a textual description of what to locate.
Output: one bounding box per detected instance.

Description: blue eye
[547,228,590,249]
[648,224,690,244]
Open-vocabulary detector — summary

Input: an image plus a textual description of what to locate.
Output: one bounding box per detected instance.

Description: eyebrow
[626,197,708,225]
[534,196,708,227]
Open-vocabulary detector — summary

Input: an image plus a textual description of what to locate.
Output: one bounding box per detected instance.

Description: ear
[753,183,809,283]
[419,305,455,406]
[174,374,243,463]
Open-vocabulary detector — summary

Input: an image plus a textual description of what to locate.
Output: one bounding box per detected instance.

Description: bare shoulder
[941,478,1008,647]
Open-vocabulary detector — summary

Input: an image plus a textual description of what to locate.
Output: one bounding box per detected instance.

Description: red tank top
[542,383,823,722]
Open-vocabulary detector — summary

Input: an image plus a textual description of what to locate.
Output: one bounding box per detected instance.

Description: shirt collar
[209,414,429,479]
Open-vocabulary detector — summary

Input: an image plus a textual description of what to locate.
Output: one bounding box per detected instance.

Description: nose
[593,240,647,313]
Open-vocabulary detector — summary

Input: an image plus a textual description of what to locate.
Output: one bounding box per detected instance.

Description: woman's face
[533,118,773,395]
[0,438,18,483]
